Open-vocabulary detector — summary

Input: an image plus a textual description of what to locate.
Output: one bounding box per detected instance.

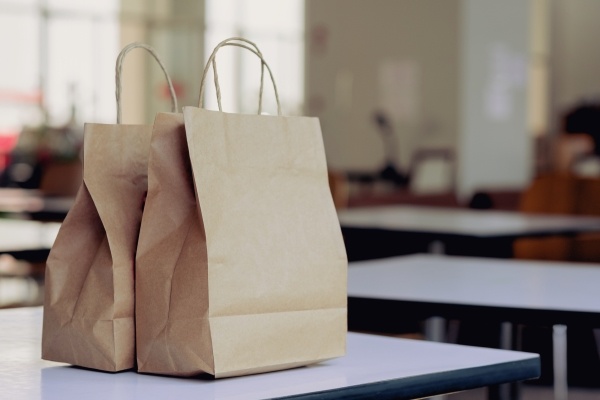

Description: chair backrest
[575,177,600,215]
[554,133,594,172]
[39,160,82,197]
[519,173,578,215]
[328,170,349,209]
[516,173,600,262]
[408,147,455,194]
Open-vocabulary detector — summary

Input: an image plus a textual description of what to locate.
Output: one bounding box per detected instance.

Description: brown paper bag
[42,43,178,372]
[136,38,347,378]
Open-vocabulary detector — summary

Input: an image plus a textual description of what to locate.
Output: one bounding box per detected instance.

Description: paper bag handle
[115,42,178,124]
[199,38,282,116]
[206,37,266,115]
[198,37,266,113]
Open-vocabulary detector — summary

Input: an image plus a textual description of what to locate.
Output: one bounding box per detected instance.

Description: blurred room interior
[2,0,600,398]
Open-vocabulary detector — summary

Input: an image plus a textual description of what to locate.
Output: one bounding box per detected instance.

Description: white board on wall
[457,0,533,200]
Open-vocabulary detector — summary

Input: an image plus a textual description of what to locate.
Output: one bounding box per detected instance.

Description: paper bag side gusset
[42,123,151,372]
[135,113,216,376]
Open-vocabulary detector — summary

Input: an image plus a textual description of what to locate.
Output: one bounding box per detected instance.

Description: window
[204,0,305,115]
[0,0,119,162]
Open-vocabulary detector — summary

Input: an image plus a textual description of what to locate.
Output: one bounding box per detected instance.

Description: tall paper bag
[42,43,178,372]
[136,38,347,378]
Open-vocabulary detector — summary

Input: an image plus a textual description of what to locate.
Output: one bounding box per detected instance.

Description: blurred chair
[514,173,600,262]
[39,160,82,197]
[328,170,349,209]
[408,147,455,195]
[514,174,577,261]
[554,133,594,173]
[553,132,600,178]
[570,177,600,262]
[516,174,600,388]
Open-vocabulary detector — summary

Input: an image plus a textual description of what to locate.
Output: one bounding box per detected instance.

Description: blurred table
[0,188,73,221]
[338,205,600,259]
[0,218,60,262]
[0,307,539,400]
[0,219,60,307]
[348,254,600,400]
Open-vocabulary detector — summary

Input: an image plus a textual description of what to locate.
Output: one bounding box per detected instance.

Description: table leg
[500,322,514,400]
[594,328,600,366]
[500,321,513,349]
[424,317,447,400]
[488,322,521,400]
[510,324,524,400]
[425,242,446,344]
[553,325,568,400]
[425,316,446,342]
[427,240,446,254]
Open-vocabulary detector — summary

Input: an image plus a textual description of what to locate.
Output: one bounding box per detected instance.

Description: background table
[0,188,73,221]
[0,219,60,262]
[0,307,539,400]
[338,205,600,259]
[347,254,600,399]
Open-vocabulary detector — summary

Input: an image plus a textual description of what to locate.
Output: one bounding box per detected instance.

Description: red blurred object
[159,80,184,100]
[0,90,42,104]
[0,133,19,170]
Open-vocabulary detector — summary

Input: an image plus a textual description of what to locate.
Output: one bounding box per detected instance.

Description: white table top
[0,219,60,253]
[348,254,600,324]
[338,205,600,238]
[0,307,539,400]
[0,189,73,214]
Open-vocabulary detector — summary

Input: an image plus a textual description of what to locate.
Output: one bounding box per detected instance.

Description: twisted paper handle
[208,38,265,115]
[115,42,178,124]
[199,37,281,116]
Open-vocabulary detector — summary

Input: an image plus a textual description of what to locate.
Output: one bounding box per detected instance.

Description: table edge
[275,357,540,400]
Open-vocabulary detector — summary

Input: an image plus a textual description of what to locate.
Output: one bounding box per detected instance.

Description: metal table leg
[553,325,568,400]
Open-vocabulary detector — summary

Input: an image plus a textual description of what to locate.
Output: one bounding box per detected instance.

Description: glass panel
[149,23,204,113]
[46,16,118,126]
[46,16,94,126]
[0,0,37,7]
[0,12,40,133]
[92,19,120,123]
[205,0,238,28]
[120,0,151,17]
[203,34,240,113]
[0,105,43,136]
[0,13,39,94]
[47,0,118,14]
[239,0,303,32]
[204,0,305,115]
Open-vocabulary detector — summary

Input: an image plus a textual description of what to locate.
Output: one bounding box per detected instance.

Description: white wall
[305,0,460,172]
[306,1,600,198]
[551,0,600,117]
[457,0,533,197]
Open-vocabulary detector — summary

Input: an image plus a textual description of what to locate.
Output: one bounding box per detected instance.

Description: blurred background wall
[2,0,600,200]
[305,0,460,174]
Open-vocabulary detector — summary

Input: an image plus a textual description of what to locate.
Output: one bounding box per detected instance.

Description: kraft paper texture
[135,109,347,378]
[42,123,151,372]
